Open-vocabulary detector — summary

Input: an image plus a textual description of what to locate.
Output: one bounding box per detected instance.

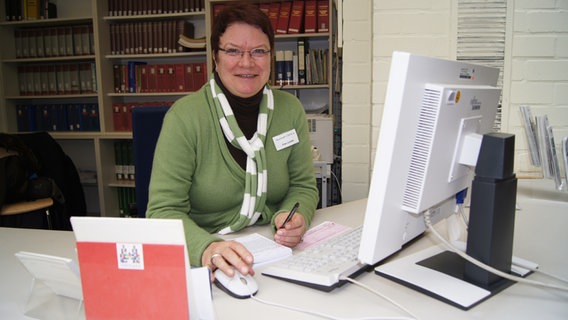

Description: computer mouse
[213,268,258,299]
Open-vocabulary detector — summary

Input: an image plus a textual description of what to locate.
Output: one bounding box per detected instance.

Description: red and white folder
[71,217,214,319]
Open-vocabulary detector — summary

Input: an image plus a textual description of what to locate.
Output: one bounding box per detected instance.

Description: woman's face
[215,22,271,98]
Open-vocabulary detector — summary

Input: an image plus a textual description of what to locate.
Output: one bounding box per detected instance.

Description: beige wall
[341,0,568,201]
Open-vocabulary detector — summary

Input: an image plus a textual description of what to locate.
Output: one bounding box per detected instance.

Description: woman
[146,2,319,280]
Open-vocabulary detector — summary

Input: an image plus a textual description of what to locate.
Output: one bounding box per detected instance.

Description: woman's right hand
[202,240,255,282]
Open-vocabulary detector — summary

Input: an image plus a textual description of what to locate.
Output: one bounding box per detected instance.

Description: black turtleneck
[214,72,264,169]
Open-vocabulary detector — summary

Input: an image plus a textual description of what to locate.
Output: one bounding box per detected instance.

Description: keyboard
[261,225,368,291]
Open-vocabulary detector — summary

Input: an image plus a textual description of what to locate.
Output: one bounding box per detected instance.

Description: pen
[280,202,299,229]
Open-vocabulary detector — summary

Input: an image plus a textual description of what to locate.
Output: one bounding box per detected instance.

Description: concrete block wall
[504,1,568,178]
[341,0,568,201]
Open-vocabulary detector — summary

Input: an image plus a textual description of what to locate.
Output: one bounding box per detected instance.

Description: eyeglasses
[218,48,271,59]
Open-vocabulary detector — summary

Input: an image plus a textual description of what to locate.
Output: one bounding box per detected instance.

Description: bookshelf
[0,0,336,216]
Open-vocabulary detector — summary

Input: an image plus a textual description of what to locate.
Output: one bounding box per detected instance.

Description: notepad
[235,233,292,267]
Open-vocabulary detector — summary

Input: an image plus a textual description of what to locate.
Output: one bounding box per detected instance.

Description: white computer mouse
[214,268,258,299]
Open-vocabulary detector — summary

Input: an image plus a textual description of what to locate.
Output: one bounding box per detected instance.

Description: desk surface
[1,179,567,319]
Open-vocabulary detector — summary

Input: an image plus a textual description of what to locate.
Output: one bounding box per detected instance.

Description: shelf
[107,92,191,97]
[50,132,102,139]
[275,33,330,40]
[0,17,93,27]
[108,181,135,188]
[105,52,206,59]
[3,55,96,63]
[103,12,205,21]
[5,94,98,100]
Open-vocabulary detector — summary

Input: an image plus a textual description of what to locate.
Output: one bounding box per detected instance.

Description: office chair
[0,132,86,230]
[0,198,54,229]
[132,106,170,218]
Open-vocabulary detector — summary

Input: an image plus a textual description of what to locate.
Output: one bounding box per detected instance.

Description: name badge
[273,129,299,151]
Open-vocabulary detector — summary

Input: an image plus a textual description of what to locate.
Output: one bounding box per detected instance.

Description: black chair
[0,132,86,230]
[132,106,170,218]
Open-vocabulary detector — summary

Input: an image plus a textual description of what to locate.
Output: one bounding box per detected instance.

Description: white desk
[1,179,567,319]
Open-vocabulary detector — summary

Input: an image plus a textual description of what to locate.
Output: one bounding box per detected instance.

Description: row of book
[114,140,135,182]
[109,20,195,55]
[14,25,94,59]
[108,0,205,16]
[113,62,207,94]
[274,46,328,86]
[114,140,137,216]
[117,187,137,217]
[16,103,100,132]
[112,102,172,132]
[213,0,329,35]
[4,0,56,21]
[18,62,97,96]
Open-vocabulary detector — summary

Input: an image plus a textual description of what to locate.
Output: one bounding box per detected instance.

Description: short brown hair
[210,3,274,58]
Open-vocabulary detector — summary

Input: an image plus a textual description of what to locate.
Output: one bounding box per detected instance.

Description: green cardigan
[146,83,319,266]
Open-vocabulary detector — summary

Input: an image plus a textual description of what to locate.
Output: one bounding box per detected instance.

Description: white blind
[457,0,507,130]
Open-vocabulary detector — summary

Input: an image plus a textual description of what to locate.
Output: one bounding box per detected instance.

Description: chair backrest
[132,106,170,217]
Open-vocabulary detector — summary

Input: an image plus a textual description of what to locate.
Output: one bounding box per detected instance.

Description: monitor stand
[376,133,524,310]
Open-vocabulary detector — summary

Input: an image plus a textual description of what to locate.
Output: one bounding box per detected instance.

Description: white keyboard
[261,226,368,291]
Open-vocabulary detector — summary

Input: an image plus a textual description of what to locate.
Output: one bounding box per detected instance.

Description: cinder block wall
[341,0,568,201]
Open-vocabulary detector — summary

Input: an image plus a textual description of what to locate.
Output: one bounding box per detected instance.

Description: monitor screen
[358,51,500,266]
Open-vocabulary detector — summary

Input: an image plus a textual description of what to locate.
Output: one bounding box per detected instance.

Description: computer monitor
[358,51,514,309]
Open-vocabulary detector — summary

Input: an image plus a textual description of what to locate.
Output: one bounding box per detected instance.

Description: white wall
[341,0,568,201]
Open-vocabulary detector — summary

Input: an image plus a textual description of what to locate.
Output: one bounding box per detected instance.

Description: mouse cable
[250,293,414,320]
[424,210,568,292]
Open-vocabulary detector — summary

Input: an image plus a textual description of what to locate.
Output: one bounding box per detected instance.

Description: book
[193,62,207,89]
[65,26,74,56]
[275,50,285,86]
[288,0,305,34]
[81,25,91,55]
[317,0,329,32]
[184,63,195,91]
[284,50,294,85]
[276,1,292,34]
[178,35,206,49]
[304,0,317,33]
[127,61,147,93]
[73,25,83,55]
[267,2,281,32]
[297,38,307,85]
[234,233,292,268]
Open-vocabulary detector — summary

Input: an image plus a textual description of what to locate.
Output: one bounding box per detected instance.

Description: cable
[330,169,343,202]
[250,294,412,320]
[515,265,568,285]
[424,210,568,292]
[340,277,418,320]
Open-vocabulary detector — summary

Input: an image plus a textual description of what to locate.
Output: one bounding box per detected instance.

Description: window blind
[457,0,507,130]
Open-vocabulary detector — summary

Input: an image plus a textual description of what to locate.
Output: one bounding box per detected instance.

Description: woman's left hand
[273,212,306,247]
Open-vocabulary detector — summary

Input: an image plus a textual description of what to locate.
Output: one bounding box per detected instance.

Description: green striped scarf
[208,79,274,234]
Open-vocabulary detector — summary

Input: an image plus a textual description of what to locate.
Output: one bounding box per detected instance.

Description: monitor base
[375,245,519,310]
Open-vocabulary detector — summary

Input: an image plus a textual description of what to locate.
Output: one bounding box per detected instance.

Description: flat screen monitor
[358,51,509,309]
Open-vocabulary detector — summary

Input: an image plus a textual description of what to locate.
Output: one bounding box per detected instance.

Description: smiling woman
[146,2,319,285]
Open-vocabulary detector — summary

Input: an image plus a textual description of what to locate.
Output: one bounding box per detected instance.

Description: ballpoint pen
[280,202,299,229]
